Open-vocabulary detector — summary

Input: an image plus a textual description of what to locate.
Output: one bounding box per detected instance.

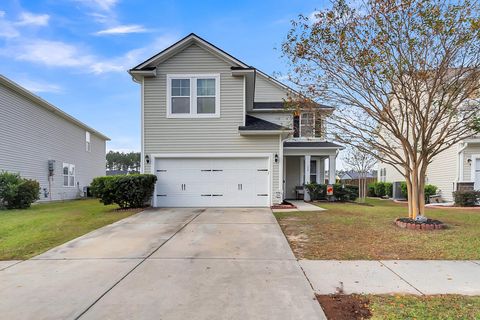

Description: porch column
[328,155,336,184]
[304,155,311,201]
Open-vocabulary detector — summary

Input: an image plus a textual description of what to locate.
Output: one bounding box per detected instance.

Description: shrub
[424,184,438,203]
[367,183,376,197]
[374,182,387,198]
[305,183,358,202]
[400,182,408,199]
[0,171,40,209]
[91,174,157,208]
[453,190,480,207]
[304,182,325,200]
[385,182,393,198]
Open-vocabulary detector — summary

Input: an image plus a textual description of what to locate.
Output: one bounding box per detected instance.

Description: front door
[475,158,480,190]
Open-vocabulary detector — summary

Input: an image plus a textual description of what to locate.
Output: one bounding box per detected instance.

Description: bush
[385,182,393,198]
[304,183,358,202]
[424,184,438,203]
[453,190,480,207]
[91,174,157,208]
[400,181,408,199]
[374,182,387,197]
[0,171,40,209]
[367,183,376,197]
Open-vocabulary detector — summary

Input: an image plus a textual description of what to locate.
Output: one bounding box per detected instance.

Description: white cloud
[0,33,178,75]
[17,78,63,93]
[0,11,19,38]
[75,0,118,12]
[15,12,50,26]
[95,24,148,35]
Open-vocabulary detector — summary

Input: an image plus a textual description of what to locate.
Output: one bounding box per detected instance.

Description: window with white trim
[85,131,91,152]
[63,163,75,187]
[300,112,314,137]
[167,74,220,118]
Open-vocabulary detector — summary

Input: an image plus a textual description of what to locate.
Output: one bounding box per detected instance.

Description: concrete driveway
[0,207,325,320]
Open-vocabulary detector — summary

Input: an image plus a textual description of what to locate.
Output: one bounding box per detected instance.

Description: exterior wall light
[274,154,279,163]
[145,155,150,164]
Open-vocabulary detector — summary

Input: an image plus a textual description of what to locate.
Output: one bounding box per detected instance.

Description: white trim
[150,153,274,207]
[141,77,145,174]
[471,154,480,190]
[136,35,250,70]
[242,75,246,126]
[166,74,220,118]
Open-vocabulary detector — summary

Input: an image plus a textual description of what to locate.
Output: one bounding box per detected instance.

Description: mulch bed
[316,294,372,320]
[395,217,446,230]
[271,201,297,209]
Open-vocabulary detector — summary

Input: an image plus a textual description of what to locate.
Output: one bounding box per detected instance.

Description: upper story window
[166,74,220,118]
[293,112,324,138]
[85,131,91,152]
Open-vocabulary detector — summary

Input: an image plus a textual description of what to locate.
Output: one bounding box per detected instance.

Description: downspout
[457,142,468,184]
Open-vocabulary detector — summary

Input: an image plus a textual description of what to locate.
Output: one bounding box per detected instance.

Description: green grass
[369,295,480,319]
[274,198,480,260]
[0,199,140,260]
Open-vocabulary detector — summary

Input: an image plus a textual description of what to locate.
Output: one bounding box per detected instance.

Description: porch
[281,141,343,201]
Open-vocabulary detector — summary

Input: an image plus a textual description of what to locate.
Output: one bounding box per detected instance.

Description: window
[380,168,386,182]
[167,74,220,118]
[63,163,75,187]
[310,160,317,183]
[85,131,91,152]
[300,112,314,137]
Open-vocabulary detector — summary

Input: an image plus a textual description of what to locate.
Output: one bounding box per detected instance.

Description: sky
[0,0,326,152]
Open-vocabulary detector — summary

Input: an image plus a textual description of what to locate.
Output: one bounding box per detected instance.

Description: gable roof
[0,75,110,141]
[129,33,301,96]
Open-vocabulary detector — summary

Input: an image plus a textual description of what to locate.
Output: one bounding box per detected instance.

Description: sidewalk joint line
[379,260,425,295]
[75,208,206,320]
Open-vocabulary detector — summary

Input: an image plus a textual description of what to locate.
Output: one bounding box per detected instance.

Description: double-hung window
[300,112,315,137]
[63,163,75,187]
[167,74,220,118]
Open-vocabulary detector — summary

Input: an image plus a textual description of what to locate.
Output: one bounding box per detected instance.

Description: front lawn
[317,294,480,320]
[0,199,140,260]
[274,198,480,260]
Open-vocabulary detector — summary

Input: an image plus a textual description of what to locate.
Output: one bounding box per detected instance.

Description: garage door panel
[155,157,270,207]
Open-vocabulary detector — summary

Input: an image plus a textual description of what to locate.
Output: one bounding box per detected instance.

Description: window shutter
[293,115,300,137]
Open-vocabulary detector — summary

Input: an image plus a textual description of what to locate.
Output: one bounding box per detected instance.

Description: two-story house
[129,33,342,207]
[0,75,109,201]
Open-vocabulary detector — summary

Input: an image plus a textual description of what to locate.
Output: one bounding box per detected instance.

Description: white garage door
[154,157,270,207]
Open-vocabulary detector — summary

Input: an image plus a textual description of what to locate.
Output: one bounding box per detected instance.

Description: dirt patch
[316,294,371,320]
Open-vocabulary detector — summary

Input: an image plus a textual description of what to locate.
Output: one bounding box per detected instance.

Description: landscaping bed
[316,294,480,319]
[395,217,446,230]
[274,198,480,260]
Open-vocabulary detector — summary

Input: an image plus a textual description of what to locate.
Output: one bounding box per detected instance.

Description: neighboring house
[129,33,343,207]
[378,136,480,202]
[339,170,377,186]
[0,75,110,201]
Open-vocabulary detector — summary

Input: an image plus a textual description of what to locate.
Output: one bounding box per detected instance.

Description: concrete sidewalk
[301,260,480,295]
[0,208,325,320]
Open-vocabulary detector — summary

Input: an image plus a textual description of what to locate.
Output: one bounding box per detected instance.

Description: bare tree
[343,148,377,201]
[282,0,480,218]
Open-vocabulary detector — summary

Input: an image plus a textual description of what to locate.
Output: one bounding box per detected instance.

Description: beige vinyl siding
[0,83,106,201]
[143,43,281,201]
[255,74,288,102]
[463,143,480,181]
[425,144,458,201]
[379,145,458,201]
[251,112,292,128]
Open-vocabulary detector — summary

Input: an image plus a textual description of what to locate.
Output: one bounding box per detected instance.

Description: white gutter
[239,130,293,136]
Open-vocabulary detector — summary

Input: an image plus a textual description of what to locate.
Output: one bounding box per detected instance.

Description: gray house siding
[142,43,281,199]
[0,81,106,201]
[254,74,288,102]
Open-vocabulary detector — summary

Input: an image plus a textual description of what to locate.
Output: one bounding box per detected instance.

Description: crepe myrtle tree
[282,0,480,218]
[343,148,377,202]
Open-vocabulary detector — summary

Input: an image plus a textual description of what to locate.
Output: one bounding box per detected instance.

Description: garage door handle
[212,169,223,172]
[156,169,167,172]
[157,194,167,197]
[257,194,268,196]
[201,169,212,172]
[212,194,223,197]
[257,169,268,171]
[201,194,212,197]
